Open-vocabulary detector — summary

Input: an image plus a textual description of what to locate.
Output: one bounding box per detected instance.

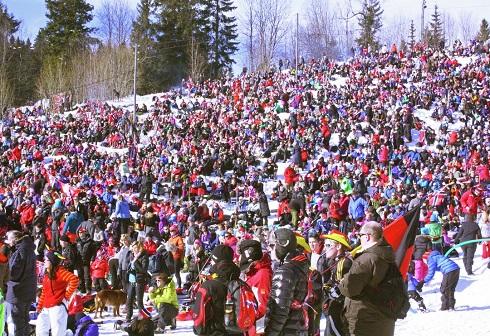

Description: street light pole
[133,43,138,127]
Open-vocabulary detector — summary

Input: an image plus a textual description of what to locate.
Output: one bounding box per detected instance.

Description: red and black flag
[383,205,421,280]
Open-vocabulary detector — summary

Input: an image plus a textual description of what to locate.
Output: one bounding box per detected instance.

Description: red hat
[170,225,179,232]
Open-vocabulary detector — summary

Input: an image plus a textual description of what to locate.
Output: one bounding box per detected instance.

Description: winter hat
[210,244,234,264]
[429,214,438,222]
[170,224,179,232]
[139,308,152,319]
[237,239,263,272]
[194,239,202,246]
[59,235,71,243]
[273,228,297,262]
[45,250,62,268]
[420,227,430,235]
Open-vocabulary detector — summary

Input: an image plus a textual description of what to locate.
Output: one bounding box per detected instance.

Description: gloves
[416,280,425,292]
[327,286,341,300]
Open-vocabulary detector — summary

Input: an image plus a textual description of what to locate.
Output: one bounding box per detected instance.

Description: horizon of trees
[0,0,489,113]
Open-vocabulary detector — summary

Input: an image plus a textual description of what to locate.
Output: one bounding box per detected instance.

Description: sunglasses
[324,243,336,249]
[357,232,370,238]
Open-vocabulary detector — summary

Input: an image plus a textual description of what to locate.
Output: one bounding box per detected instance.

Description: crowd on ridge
[0,39,489,335]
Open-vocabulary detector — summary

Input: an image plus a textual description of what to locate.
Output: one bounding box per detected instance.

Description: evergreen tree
[355,0,383,51]
[132,0,158,93]
[0,3,20,111]
[427,5,445,49]
[408,20,416,50]
[475,19,490,42]
[41,0,95,58]
[204,0,238,78]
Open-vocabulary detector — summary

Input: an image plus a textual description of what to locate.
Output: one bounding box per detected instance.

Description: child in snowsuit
[407,261,427,312]
[417,250,460,311]
[148,272,179,333]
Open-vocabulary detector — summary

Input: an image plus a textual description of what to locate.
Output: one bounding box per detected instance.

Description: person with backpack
[264,228,309,336]
[338,221,397,336]
[192,245,243,336]
[148,243,175,287]
[237,239,272,336]
[317,230,352,336]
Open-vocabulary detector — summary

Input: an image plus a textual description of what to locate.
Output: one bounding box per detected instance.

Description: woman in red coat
[283,163,297,192]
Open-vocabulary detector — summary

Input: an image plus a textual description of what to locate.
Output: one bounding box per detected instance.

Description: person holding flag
[338,221,396,336]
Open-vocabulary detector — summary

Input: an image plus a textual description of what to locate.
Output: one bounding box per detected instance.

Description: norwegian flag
[428,186,447,207]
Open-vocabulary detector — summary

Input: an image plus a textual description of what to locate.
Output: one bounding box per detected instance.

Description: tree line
[0,0,490,113]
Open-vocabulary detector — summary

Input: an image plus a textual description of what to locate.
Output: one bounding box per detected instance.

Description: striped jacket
[37,266,79,310]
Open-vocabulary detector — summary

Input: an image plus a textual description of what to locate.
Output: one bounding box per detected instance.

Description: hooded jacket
[244,253,273,321]
[338,236,396,336]
[264,249,309,336]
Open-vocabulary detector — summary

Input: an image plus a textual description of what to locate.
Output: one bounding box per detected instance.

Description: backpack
[224,279,258,334]
[364,262,410,320]
[193,278,258,335]
[148,251,175,275]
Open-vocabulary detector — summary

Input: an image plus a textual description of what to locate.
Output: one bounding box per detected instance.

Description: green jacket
[425,222,443,244]
[148,278,179,310]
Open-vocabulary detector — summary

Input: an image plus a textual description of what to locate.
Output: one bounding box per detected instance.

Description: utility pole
[421,0,427,42]
[133,43,138,130]
[295,13,299,81]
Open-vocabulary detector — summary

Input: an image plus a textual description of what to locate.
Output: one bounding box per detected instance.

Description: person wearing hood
[192,244,242,336]
[338,221,396,336]
[36,250,79,336]
[417,250,460,311]
[424,213,443,253]
[5,230,38,336]
[237,239,273,336]
[264,228,309,336]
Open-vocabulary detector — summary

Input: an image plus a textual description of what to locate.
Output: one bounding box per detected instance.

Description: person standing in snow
[417,250,460,311]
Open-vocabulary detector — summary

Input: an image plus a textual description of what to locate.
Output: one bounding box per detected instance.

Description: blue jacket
[348,196,368,219]
[62,212,85,235]
[423,251,460,283]
[74,315,99,336]
[114,200,131,219]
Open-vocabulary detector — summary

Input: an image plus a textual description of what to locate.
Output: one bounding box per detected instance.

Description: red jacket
[144,240,157,255]
[329,201,343,220]
[245,253,273,336]
[37,267,79,311]
[19,204,35,226]
[284,166,297,184]
[460,188,483,216]
[90,257,109,279]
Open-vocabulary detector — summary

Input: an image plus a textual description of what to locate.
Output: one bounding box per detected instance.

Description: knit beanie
[210,244,234,264]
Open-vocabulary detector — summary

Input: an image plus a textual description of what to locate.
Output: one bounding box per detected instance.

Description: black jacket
[413,235,432,260]
[454,221,482,244]
[193,261,241,336]
[75,237,96,266]
[6,235,37,303]
[264,250,309,336]
[125,250,149,284]
[61,242,79,273]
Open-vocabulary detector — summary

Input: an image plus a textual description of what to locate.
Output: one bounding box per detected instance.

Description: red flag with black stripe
[383,205,421,280]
